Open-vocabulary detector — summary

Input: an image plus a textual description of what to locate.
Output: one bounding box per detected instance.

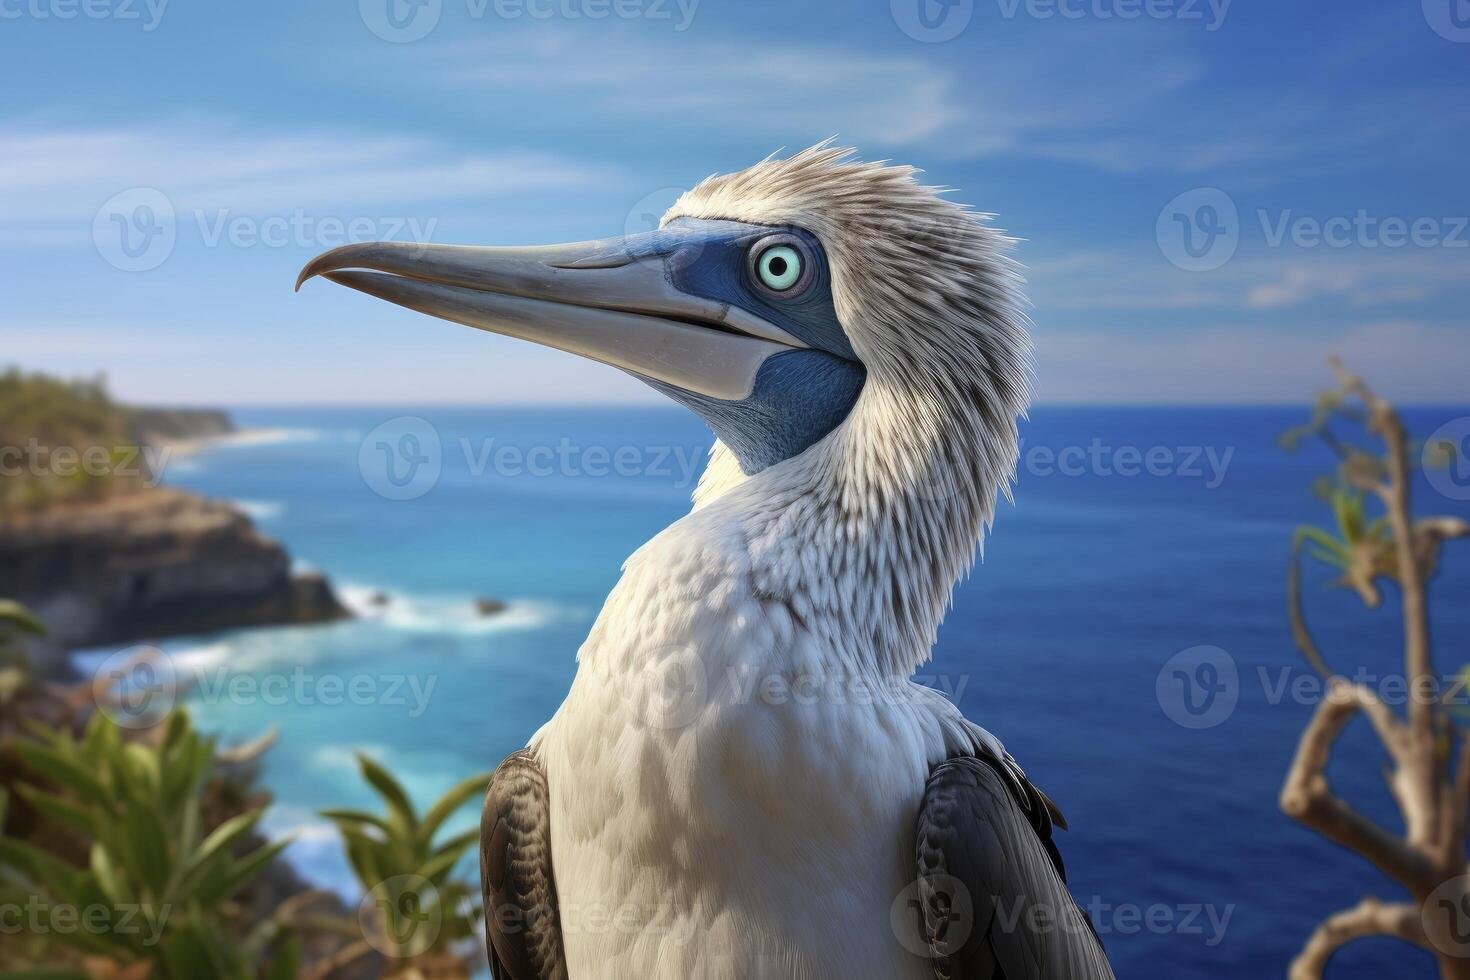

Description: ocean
[75,405,1470,979]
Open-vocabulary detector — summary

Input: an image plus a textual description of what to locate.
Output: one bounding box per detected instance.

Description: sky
[1,0,1467,405]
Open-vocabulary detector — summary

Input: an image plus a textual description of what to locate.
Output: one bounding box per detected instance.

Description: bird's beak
[296,237,805,401]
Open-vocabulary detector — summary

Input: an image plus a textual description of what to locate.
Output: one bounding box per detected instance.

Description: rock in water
[475,597,507,617]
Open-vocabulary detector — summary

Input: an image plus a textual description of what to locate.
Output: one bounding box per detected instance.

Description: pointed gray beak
[296,238,805,401]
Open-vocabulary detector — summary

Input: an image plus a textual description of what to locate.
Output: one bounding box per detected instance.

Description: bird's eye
[755,244,803,292]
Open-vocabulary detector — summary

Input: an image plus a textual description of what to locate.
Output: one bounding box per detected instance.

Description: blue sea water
[79,405,1470,979]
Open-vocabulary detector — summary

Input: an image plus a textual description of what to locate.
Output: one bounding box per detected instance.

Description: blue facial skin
[625,218,866,475]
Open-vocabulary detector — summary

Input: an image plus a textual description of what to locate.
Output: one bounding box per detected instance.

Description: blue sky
[2,0,1467,404]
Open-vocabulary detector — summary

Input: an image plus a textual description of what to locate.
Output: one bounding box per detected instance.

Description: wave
[234,499,284,521]
[337,584,559,636]
[208,427,323,450]
[170,641,234,672]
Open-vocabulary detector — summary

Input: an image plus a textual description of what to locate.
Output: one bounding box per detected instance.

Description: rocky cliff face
[0,489,349,672]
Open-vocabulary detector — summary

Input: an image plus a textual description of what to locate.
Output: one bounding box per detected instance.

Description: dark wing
[480,749,568,980]
[913,754,1115,980]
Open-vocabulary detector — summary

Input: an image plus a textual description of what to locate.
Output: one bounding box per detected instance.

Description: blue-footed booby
[298,145,1114,980]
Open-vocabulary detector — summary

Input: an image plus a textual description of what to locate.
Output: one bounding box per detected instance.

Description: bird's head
[298,144,1030,508]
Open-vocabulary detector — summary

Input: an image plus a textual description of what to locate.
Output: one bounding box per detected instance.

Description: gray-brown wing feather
[481,749,568,980]
[914,755,1115,980]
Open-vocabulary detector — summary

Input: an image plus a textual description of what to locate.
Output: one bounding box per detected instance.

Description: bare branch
[301,939,376,980]
[1439,732,1470,871]
[1287,555,1334,678]
[1419,517,1470,546]
[1281,679,1434,889]
[1287,898,1429,980]
[1328,357,1436,739]
[1286,361,1470,980]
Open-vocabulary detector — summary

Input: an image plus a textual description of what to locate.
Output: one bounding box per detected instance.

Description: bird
[297,143,1115,980]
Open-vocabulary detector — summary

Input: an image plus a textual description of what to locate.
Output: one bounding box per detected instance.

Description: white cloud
[427,33,967,149]
[378,21,1466,182]
[0,122,626,238]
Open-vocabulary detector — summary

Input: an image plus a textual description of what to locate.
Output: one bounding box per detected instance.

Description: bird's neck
[692,377,1016,677]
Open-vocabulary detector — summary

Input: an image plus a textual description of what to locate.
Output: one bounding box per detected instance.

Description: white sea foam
[234,499,284,521]
[210,427,322,450]
[338,583,557,636]
[311,743,391,772]
[170,641,234,672]
[263,804,341,845]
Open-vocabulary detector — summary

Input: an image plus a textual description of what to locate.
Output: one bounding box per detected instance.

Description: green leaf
[263,938,302,980]
[163,709,191,749]
[13,785,98,838]
[90,841,133,905]
[0,836,83,897]
[339,826,392,891]
[196,836,294,906]
[12,742,109,806]
[1306,546,1347,569]
[417,772,491,850]
[191,808,265,872]
[157,919,227,980]
[356,753,418,838]
[118,802,171,896]
[1293,525,1347,559]
[319,808,393,836]
[417,827,478,885]
[0,600,45,636]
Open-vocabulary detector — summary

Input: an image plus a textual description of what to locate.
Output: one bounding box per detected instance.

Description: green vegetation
[0,599,45,713]
[318,755,490,977]
[0,710,299,979]
[0,369,147,511]
[0,598,490,980]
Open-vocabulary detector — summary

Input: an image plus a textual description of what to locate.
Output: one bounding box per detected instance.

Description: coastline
[1,415,353,677]
[155,426,307,460]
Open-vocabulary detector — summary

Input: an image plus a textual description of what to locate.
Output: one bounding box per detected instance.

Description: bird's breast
[526,489,954,977]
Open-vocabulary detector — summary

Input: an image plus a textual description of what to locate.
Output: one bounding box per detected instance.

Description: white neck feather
[690,368,1018,679]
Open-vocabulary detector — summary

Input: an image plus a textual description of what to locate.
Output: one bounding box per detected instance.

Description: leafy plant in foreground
[0,711,299,979]
[317,754,490,979]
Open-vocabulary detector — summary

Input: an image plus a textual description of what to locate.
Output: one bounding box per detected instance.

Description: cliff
[0,489,349,673]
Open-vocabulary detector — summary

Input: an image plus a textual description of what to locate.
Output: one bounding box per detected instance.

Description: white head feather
[665,143,1033,674]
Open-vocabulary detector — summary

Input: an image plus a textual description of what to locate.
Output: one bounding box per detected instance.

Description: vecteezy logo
[1424,876,1470,956]
[93,188,176,272]
[1156,188,1239,272]
[359,417,443,501]
[359,0,441,42]
[890,874,974,958]
[360,875,442,958]
[624,187,683,238]
[619,647,708,730]
[1423,418,1470,501]
[93,646,177,729]
[1423,0,1470,42]
[891,0,973,42]
[1156,645,1238,729]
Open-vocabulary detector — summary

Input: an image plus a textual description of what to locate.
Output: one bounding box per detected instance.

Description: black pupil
[768,255,788,277]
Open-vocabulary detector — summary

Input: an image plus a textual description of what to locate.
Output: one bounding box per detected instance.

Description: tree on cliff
[1279,359,1470,978]
[0,368,146,510]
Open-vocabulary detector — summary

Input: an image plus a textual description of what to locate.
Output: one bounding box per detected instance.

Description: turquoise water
[80,405,1470,978]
